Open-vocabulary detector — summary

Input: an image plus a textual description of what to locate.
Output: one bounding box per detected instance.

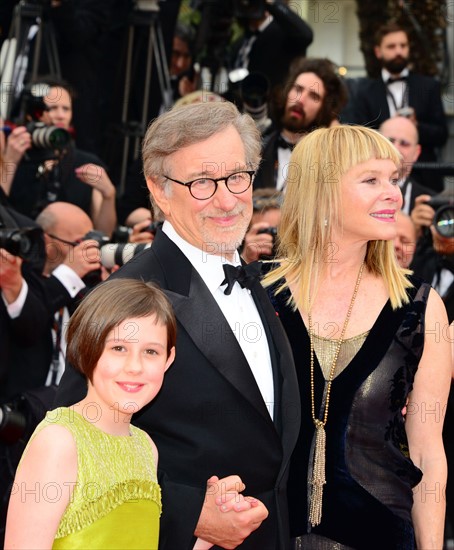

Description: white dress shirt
[163,221,275,418]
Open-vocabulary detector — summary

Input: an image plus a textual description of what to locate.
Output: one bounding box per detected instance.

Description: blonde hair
[264,125,412,311]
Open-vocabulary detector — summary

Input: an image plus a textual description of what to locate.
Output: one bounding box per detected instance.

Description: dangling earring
[324,219,328,227]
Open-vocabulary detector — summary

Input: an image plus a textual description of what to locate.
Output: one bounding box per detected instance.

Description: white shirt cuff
[52,264,86,298]
[2,278,28,319]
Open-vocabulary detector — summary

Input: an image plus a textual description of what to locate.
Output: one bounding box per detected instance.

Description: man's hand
[410,194,435,237]
[62,240,101,278]
[194,475,269,549]
[74,163,116,200]
[0,248,24,304]
[242,222,275,263]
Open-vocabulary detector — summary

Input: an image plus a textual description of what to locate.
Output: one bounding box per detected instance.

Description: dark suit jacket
[253,129,281,190]
[55,230,300,549]
[401,175,434,214]
[348,73,448,162]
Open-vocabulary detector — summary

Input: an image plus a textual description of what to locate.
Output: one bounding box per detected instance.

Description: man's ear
[146,177,170,217]
[374,45,382,60]
[413,144,421,163]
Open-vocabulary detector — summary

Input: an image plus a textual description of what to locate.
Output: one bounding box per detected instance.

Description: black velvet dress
[270,277,430,550]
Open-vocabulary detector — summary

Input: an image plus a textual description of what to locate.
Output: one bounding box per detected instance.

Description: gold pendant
[309,420,326,527]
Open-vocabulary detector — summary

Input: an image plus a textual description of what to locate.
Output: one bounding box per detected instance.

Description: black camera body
[257,226,278,237]
[0,204,45,262]
[426,195,454,238]
[141,220,163,234]
[257,226,278,259]
[0,226,45,262]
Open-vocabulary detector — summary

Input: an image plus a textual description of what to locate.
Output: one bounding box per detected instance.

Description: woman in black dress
[264,125,451,549]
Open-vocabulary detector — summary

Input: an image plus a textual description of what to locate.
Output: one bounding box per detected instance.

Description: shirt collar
[382,67,410,82]
[162,221,241,294]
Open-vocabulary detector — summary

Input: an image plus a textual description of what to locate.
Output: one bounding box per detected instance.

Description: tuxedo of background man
[348,25,447,191]
[55,102,300,549]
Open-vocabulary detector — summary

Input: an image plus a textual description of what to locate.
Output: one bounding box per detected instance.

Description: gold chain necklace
[307,261,365,527]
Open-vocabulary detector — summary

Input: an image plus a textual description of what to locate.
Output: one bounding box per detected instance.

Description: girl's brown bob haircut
[66,278,177,382]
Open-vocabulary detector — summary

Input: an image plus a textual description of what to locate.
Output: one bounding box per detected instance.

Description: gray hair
[35,208,57,232]
[142,101,261,183]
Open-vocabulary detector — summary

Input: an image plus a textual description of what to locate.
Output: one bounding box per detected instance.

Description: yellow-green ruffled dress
[26,407,161,549]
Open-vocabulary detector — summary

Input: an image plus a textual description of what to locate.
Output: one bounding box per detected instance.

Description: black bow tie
[387,76,408,84]
[276,135,295,151]
[221,262,262,295]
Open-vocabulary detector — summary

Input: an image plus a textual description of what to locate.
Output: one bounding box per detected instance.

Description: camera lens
[433,205,454,238]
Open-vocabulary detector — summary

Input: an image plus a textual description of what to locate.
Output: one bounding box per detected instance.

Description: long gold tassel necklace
[307,261,365,527]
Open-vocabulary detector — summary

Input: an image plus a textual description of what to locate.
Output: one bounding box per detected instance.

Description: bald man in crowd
[35,202,102,386]
[379,116,434,215]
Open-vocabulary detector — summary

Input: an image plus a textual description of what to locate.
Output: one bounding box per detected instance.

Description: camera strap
[385,78,408,113]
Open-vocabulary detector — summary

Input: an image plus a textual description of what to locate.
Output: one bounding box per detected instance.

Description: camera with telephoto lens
[80,228,153,270]
[426,195,454,238]
[79,230,110,288]
[100,243,151,269]
[11,83,72,162]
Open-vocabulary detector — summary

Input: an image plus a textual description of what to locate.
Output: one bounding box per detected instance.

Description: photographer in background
[35,201,103,385]
[241,188,281,263]
[410,188,454,320]
[230,0,313,95]
[378,116,434,223]
[2,81,117,236]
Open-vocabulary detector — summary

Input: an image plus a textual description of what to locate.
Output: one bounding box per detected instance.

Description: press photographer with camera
[230,0,313,95]
[35,201,105,385]
[2,81,117,236]
[241,188,281,263]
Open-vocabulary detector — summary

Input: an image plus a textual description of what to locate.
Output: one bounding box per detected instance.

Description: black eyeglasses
[387,137,413,148]
[164,170,255,200]
[47,233,81,247]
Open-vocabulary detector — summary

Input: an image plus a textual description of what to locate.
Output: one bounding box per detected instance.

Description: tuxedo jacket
[55,230,300,549]
[349,73,448,162]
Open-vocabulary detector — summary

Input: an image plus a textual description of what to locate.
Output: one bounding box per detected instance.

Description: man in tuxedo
[56,102,300,549]
[254,57,348,190]
[348,22,448,191]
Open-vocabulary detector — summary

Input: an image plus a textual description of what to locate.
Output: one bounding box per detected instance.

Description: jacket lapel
[153,232,274,424]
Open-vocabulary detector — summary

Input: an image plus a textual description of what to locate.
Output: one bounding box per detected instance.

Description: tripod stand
[0,1,61,121]
[118,5,172,192]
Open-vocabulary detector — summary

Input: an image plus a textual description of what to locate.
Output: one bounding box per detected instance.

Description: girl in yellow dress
[5,278,176,549]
